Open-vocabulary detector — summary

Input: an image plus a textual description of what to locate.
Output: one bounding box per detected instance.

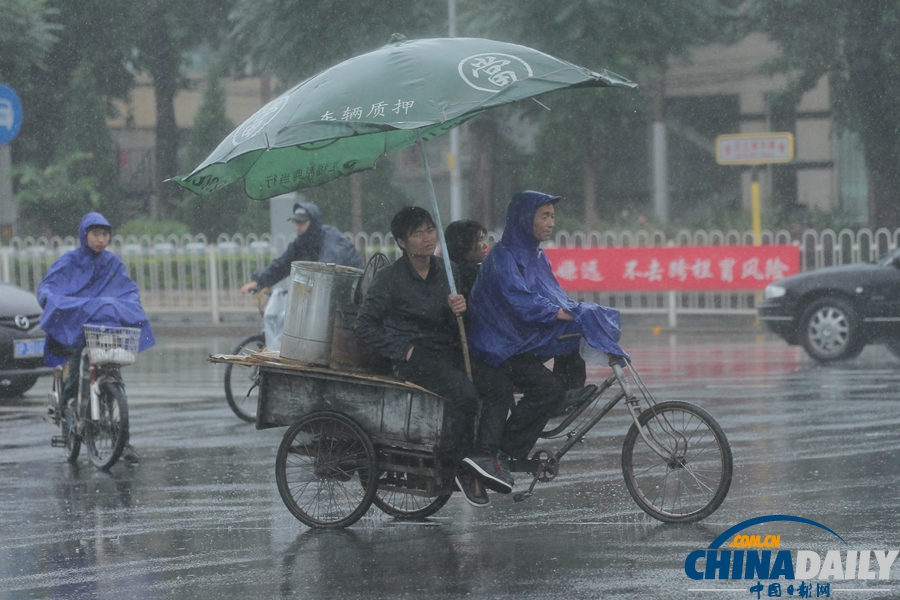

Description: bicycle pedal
[51,436,65,448]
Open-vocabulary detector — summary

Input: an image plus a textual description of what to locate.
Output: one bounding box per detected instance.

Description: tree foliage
[0,0,58,85]
[12,0,135,168]
[55,62,124,225]
[13,153,102,236]
[460,0,728,228]
[231,0,444,83]
[228,0,434,230]
[127,0,236,216]
[745,0,900,228]
[179,66,256,237]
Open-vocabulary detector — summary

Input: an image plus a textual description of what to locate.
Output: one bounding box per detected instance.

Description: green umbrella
[176,36,636,375]
[176,36,635,201]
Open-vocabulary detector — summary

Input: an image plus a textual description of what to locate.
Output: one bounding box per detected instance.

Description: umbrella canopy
[175,36,636,200]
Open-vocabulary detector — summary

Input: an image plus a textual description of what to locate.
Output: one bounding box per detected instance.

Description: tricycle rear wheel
[276,411,377,528]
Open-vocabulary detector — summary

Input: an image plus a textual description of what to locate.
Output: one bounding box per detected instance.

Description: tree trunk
[144,1,180,220]
[469,116,496,229]
[845,0,900,229]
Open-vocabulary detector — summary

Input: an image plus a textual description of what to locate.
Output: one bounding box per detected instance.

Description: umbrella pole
[416,131,473,384]
[417,132,481,493]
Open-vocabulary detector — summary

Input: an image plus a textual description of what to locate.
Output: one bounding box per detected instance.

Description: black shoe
[121,444,140,464]
[553,384,599,418]
[496,452,514,488]
[462,454,514,494]
[455,473,491,507]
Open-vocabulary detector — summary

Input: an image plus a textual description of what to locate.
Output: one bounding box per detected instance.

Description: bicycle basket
[83,325,141,365]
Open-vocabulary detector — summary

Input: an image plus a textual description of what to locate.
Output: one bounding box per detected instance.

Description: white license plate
[14,338,45,359]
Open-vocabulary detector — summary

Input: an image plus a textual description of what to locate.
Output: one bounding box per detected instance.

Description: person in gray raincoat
[239,201,363,349]
[467,191,628,461]
[240,201,363,293]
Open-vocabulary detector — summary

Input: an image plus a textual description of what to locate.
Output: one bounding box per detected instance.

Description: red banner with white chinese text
[543,245,800,291]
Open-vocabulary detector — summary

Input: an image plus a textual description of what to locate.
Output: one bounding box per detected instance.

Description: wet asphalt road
[2,324,900,599]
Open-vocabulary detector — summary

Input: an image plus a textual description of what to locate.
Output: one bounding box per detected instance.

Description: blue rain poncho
[37,213,155,366]
[467,191,627,367]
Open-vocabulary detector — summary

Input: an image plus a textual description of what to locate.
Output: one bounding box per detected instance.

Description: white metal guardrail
[2,227,898,324]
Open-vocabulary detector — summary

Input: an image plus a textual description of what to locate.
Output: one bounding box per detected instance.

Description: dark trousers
[393,348,512,465]
[61,347,86,405]
[552,351,586,391]
[493,350,585,461]
[496,353,564,460]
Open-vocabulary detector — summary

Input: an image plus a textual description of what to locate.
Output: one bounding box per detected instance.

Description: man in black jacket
[355,207,513,507]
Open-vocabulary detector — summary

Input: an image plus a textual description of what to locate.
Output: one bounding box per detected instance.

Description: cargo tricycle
[211,346,732,529]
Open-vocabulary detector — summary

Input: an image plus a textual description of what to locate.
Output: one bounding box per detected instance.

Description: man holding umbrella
[355,207,514,507]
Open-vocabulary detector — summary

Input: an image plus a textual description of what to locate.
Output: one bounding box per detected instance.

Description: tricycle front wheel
[276,411,378,528]
[622,401,732,523]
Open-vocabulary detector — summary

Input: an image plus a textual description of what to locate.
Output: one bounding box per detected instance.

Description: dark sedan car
[758,248,900,362]
[0,282,51,397]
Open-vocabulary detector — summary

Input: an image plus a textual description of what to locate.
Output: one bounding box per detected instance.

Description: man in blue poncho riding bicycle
[467,191,627,462]
[37,212,155,461]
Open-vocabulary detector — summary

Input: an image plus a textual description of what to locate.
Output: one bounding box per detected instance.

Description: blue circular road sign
[0,84,23,145]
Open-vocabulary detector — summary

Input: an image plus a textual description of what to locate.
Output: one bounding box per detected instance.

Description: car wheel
[0,374,39,398]
[799,296,863,362]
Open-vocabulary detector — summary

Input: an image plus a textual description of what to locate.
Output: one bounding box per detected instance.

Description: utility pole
[652,79,669,224]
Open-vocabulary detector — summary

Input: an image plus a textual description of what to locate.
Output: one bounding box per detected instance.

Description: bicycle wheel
[373,470,452,520]
[622,401,732,523]
[276,411,377,528]
[84,381,129,470]
[224,333,265,423]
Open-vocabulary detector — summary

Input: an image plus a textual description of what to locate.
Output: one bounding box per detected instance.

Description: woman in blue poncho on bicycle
[37,213,155,460]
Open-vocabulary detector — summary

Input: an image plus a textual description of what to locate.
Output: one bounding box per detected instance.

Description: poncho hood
[501,191,560,250]
[78,212,111,250]
[292,201,324,259]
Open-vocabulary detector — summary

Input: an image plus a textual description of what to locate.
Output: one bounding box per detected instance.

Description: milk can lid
[290,261,363,276]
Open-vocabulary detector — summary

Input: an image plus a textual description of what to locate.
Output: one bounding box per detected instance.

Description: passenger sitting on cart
[467,191,628,462]
[444,219,488,299]
[355,207,515,508]
[37,212,155,463]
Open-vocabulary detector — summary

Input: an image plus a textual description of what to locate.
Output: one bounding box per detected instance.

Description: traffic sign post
[715,132,794,245]
[0,84,23,239]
